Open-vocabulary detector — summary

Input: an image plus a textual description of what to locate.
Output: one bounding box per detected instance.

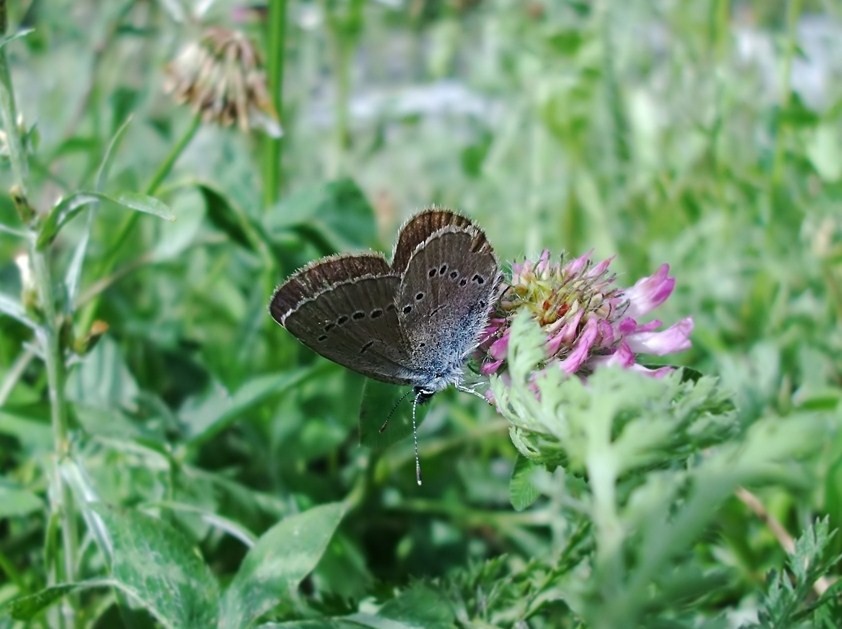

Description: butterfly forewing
[391,209,476,274]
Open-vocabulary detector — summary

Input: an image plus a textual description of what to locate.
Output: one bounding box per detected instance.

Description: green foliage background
[0,0,841,627]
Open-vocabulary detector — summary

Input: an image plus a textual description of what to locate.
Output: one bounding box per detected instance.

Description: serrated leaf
[376,583,455,628]
[509,455,540,511]
[505,310,547,384]
[37,191,174,249]
[219,502,345,629]
[94,504,220,629]
[753,517,841,627]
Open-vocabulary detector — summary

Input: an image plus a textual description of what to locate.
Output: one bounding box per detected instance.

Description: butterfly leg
[455,383,491,403]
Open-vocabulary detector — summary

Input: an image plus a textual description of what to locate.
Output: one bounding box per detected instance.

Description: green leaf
[37,191,174,249]
[64,116,137,301]
[0,28,34,50]
[807,122,842,181]
[219,502,345,629]
[0,484,42,517]
[509,455,540,512]
[94,504,220,629]
[258,621,359,628]
[0,291,34,329]
[150,187,206,261]
[545,28,586,55]
[0,580,114,620]
[197,183,262,251]
[65,337,140,412]
[263,178,378,253]
[375,583,455,628]
[0,407,53,450]
[95,115,134,193]
[753,517,841,627]
[181,366,326,446]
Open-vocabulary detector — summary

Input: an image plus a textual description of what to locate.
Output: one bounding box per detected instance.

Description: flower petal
[586,256,613,278]
[602,341,636,368]
[558,317,599,374]
[565,251,592,277]
[595,319,617,349]
[626,317,694,355]
[481,358,505,375]
[625,264,675,318]
[546,309,583,355]
[489,333,510,360]
[630,364,674,378]
[535,250,552,276]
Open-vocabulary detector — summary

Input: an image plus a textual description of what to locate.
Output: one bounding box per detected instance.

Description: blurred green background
[1,0,841,626]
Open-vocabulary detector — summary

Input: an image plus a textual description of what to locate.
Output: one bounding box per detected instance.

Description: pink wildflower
[477,251,693,380]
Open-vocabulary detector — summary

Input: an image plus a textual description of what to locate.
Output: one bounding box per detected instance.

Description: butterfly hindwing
[270,253,391,324]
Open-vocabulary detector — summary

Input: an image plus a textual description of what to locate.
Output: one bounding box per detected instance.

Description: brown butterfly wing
[391,207,476,275]
[395,224,499,377]
[270,254,422,385]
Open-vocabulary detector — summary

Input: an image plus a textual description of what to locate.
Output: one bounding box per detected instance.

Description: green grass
[0,1,841,627]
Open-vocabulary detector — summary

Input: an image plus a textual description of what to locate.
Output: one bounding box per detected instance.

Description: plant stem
[30,247,78,610]
[262,0,287,207]
[0,7,77,626]
[329,25,351,178]
[332,39,351,178]
[145,113,201,197]
[0,25,27,199]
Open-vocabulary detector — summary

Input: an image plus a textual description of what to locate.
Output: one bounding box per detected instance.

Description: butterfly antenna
[412,390,424,486]
[379,389,414,433]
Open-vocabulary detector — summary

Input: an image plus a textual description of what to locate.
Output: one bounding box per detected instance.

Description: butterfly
[269,208,499,483]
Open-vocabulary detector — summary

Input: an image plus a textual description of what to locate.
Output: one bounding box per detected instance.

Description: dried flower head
[164,27,282,137]
[477,251,693,384]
